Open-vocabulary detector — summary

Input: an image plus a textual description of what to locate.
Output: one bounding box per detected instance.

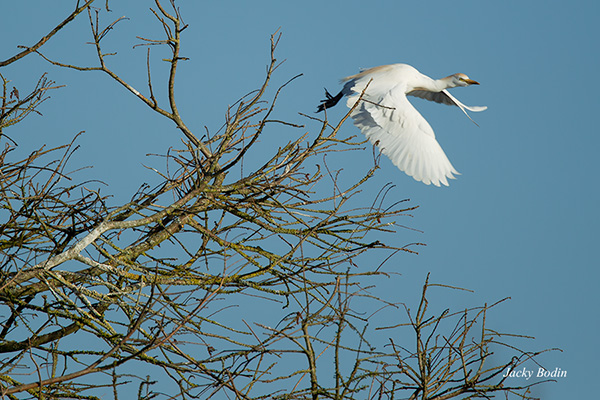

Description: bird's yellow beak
[463,78,480,85]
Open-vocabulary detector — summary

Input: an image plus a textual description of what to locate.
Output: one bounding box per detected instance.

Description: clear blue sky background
[2,1,598,398]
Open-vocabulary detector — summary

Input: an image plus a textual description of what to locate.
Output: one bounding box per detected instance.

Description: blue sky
[2,1,598,398]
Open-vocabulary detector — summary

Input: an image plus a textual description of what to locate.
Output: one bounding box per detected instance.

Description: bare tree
[0,1,552,399]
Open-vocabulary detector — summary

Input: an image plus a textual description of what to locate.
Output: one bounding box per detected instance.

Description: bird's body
[317,63,486,186]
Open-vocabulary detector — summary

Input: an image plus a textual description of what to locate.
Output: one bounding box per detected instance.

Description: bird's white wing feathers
[408,89,487,112]
[408,89,487,125]
[408,89,457,106]
[347,84,459,187]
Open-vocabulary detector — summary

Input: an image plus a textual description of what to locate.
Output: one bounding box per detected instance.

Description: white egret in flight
[317,63,487,186]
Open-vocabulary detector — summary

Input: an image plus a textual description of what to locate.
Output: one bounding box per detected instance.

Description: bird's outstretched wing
[408,89,487,124]
[347,86,459,187]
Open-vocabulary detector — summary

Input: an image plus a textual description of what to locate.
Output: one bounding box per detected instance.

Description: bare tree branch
[0,0,97,67]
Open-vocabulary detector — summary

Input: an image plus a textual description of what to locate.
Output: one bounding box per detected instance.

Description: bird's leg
[316,88,344,112]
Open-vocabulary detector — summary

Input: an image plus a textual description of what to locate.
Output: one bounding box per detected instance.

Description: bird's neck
[411,77,451,93]
[430,78,452,92]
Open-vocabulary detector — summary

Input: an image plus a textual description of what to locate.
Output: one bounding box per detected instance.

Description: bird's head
[444,73,480,88]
